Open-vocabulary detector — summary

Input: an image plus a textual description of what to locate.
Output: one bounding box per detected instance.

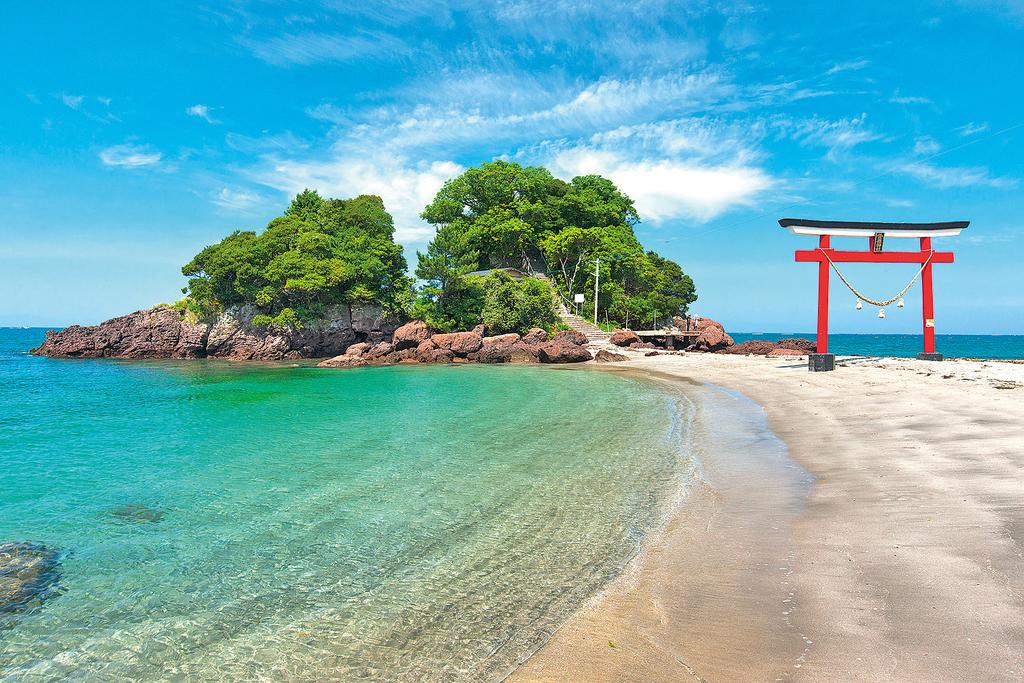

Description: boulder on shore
[317,354,367,368]
[776,338,816,352]
[609,330,641,347]
[522,327,547,344]
[687,318,734,353]
[536,341,593,364]
[552,329,589,347]
[468,333,521,363]
[391,320,430,350]
[723,340,778,356]
[594,349,629,363]
[430,331,483,355]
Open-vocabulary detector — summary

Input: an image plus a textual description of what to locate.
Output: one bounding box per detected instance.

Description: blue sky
[2,1,1022,333]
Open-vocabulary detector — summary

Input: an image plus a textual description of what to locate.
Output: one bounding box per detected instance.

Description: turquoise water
[0,329,694,680]
[731,332,1024,359]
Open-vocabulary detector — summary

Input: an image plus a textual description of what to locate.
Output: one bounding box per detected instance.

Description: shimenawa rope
[819,249,934,307]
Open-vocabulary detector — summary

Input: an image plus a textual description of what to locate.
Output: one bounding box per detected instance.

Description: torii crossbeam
[780,218,969,371]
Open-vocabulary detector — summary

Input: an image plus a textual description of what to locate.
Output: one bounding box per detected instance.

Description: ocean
[0,328,694,680]
[730,332,1024,360]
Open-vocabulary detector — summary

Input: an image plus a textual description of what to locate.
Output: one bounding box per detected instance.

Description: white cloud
[893,161,1014,188]
[781,113,883,158]
[61,93,84,109]
[211,187,265,211]
[549,147,771,222]
[957,121,989,136]
[913,137,941,155]
[98,144,162,168]
[890,90,932,105]
[187,104,219,124]
[827,59,870,75]
[239,31,410,66]
[254,155,463,242]
[531,119,772,223]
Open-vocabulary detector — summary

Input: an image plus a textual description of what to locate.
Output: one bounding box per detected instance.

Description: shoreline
[513,353,1024,681]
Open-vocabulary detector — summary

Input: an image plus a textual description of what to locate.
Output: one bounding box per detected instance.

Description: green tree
[181,190,410,327]
[480,272,557,334]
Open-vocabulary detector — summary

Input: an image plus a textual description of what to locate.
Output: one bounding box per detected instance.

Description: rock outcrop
[594,349,629,363]
[687,318,734,353]
[32,304,398,360]
[536,341,593,363]
[776,338,816,352]
[1,541,63,614]
[723,340,778,356]
[392,320,430,350]
[609,330,641,347]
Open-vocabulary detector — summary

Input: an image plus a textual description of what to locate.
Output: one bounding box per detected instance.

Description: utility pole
[593,257,600,325]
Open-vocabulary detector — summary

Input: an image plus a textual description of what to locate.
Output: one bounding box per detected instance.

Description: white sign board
[574,293,585,303]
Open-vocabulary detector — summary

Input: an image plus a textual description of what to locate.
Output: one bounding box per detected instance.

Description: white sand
[513,352,1024,681]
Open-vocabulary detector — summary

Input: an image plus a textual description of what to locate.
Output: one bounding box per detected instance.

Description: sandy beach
[513,353,1024,682]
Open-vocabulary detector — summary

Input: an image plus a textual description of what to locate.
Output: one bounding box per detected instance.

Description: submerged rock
[0,541,63,615]
[110,504,166,523]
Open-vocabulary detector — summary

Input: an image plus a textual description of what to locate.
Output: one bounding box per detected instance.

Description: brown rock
[31,307,210,359]
[522,327,547,344]
[430,331,483,355]
[317,354,367,368]
[471,324,486,337]
[628,341,659,350]
[510,341,541,363]
[767,348,807,358]
[687,318,734,353]
[594,349,628,363]
[776,338,816,352]
[363,341,394,360]
[537,341,592,363]
[345,342,369,357]
[468,333,521,363]
[392,320,430,349]
[723,340,778,356]
[609,330,641,347]
[552,329,588,346]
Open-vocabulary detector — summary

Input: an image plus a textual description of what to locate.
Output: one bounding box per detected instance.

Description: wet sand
[513,354,1024,681]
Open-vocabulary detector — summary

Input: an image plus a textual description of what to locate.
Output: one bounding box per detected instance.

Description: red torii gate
[780,218,969,371]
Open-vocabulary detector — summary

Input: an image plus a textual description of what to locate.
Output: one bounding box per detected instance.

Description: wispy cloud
[239,31,410,66]
[99,144,162,168]
[780,113,884,159]
[61,93,85,110]
[957,121,989,136]
[893,161,1014,188]
[913,137,941,155]
[211,187,265,211]
[186,104,219,124]
[890,90,931,105]
[827,58,870,75]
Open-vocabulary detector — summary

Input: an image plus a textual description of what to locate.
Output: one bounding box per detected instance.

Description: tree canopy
[415,161,697,329]
[181,190,411,326]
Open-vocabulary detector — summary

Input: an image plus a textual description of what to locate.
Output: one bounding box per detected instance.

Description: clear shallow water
[731,332,1024,359]
[0,328,693,681]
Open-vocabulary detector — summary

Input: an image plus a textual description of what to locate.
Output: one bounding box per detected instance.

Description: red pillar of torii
[780,219,969,371]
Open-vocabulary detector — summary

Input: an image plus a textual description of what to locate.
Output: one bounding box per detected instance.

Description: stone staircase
[527,269,613,346]
[557,301,612,343]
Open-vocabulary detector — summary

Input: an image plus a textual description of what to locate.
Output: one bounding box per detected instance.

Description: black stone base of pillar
[808,353,835,372]
[916,352,944,361]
